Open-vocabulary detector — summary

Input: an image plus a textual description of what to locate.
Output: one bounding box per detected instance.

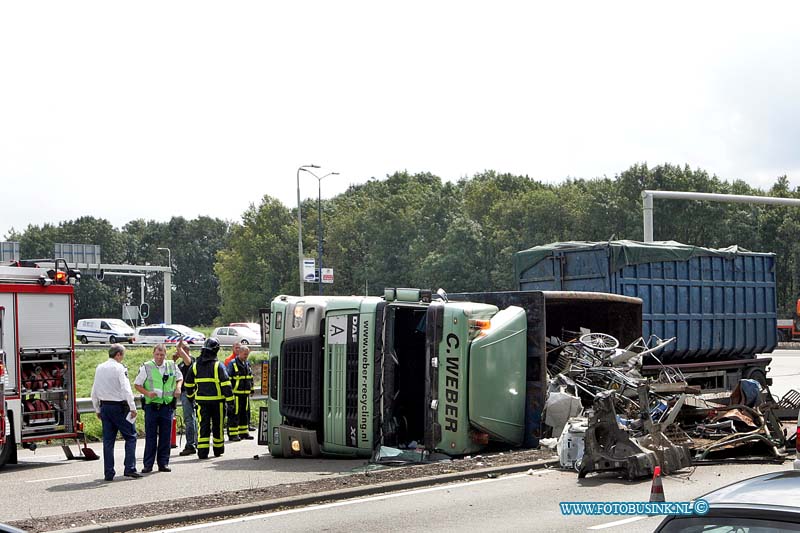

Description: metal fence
[76,386,266,414]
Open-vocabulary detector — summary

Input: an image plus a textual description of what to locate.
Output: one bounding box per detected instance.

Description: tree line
[7,163,800,326]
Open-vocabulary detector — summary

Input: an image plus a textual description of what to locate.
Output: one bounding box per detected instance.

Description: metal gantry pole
[157,247,172,323]
[642,190,800,242]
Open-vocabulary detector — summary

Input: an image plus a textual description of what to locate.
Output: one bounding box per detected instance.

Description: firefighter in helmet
[183,337,234,459]
[226,345,254,441]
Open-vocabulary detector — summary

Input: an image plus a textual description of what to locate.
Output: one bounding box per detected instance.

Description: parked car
[134,324,205,344]
[212,325,260,346]
[76,318,136,344]
[230,322,261,334]
[655,470,800,531]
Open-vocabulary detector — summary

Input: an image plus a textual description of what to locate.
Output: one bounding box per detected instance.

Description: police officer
[183,338,234,459]
[226,345,254,441]
[90,344,140,481]
[134,343,182,473]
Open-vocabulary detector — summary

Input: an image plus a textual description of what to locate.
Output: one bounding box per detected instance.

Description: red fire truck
[0,260,83,468]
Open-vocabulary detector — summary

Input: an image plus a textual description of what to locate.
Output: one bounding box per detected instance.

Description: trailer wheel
[743,368,768,388]
[0,419,15,469]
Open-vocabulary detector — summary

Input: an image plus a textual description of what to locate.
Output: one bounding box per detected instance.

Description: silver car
[211,326,260,346]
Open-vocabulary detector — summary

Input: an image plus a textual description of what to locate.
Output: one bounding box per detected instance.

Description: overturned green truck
[259,288,641,458]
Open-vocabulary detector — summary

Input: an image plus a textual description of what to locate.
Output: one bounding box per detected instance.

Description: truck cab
[263,288,642,459]
[265,289,528,458]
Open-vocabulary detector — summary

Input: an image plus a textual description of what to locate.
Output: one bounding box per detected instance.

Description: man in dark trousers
[226,345,254,441]
[90,344,141,481]
[133,343,182,473]
[183,338,234,459]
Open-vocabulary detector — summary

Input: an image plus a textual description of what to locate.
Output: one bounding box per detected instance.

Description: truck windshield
[383,304,428,448]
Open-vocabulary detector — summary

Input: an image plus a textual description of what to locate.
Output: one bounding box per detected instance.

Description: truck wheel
[79,336,88,344]
[778,330,790,343]
[0,421,15,469]
[240,339,249,345]
[743,368,768,388]
[109,335,117,344]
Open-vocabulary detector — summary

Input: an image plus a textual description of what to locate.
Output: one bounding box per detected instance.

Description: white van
[76,318,136,344]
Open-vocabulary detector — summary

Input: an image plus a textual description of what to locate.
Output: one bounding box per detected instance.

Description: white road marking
[157,470,555,532]
[587,515,649,529]
[25,474,92,483]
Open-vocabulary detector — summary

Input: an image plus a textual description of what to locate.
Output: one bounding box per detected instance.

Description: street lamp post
[303,170,339,295]
[156,247,172,324]
[297,164,319,296]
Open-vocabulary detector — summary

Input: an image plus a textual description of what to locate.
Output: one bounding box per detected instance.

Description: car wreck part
[577,390,691,480]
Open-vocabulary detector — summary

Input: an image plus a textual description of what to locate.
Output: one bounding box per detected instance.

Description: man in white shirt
[134,343,182,473]
[90,344,140,481]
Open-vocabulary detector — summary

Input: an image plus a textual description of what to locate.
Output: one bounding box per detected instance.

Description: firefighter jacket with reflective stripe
[142,360,179,405]
[227,358,253,395]
[184,359,233,402]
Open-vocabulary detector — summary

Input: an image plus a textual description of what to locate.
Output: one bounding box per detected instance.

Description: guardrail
[74,343,268,351]
[76,386,266,414]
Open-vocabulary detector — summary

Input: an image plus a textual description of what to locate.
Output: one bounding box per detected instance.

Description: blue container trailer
[514,240,776,390]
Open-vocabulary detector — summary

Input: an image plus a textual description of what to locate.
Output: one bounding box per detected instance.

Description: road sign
[303,258,317,282]
[321,268,334,284]
[0,241,19,262]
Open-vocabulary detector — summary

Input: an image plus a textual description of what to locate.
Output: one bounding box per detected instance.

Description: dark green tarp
[513,240,771,281]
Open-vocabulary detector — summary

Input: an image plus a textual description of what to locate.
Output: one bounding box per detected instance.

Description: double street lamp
[296,165,319,296]
[303,169,339,295]
[296,165,340,296]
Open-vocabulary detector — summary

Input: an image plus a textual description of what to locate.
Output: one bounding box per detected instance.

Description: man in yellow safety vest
[134,343,182,473]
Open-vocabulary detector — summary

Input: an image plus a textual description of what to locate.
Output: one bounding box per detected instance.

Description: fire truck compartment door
[0,294,16,391]
[18,293,72,349]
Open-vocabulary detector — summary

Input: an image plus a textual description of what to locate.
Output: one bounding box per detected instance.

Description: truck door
[468,306,528,446]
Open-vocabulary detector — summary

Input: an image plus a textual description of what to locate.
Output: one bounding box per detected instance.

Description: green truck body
[263,288,641,458]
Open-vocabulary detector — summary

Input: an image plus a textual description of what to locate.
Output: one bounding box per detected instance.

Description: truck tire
[0,419,15,469]
[778,330,790,343]
[79,336,89,344]
[743,368,768,389]
[109,335,117,344]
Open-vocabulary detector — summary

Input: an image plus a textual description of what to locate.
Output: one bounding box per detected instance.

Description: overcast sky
[2,2,799,240]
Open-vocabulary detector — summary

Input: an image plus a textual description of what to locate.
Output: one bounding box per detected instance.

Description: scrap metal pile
[543,331,791,480]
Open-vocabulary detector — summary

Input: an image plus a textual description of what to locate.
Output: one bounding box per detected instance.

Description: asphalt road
[2,349,797,529]
[149,462,794,533]
[762,349,800,400]
[0,437,364,523]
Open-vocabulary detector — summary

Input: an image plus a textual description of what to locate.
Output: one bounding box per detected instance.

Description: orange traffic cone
[649,465,665,502]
